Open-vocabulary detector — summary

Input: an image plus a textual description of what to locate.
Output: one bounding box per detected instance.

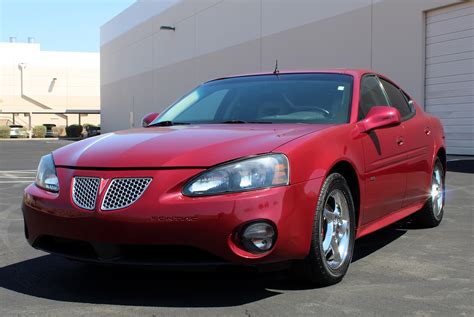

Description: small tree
[66,124,83,138]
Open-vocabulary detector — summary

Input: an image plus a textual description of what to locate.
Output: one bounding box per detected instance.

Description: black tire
[413,158,445,228]
[293,173,356,286]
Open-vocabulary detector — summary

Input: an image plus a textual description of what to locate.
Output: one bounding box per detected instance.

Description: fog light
[241,222,276,254]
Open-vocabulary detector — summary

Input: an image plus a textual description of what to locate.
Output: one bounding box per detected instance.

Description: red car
[23,69,446,285]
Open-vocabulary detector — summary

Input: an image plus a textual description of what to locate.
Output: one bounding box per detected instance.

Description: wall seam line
[370,0,373,70]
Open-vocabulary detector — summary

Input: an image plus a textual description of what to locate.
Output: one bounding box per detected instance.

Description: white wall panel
[261,0,370,37]
[195,0,261,56]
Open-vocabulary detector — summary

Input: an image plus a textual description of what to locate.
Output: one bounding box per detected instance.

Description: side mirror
[357,106,401,134]
[141,112,160,127]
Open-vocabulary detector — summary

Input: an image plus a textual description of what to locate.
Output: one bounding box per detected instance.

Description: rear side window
[359,75,389,120]
[380,79,413,120]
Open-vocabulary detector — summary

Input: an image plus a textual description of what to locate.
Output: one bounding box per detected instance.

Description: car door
[359,75,407,224]
[379,78,431,208]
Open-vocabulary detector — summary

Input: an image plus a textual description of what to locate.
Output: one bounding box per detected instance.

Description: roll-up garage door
[425,1,474,155]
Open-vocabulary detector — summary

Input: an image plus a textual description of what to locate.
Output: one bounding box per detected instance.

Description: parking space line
[0,170,36,173]
[0,181,33,184]
[0,170,36,184]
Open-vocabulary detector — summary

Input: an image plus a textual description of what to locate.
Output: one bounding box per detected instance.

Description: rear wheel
[294,173,355,286]
[413,158,445,227]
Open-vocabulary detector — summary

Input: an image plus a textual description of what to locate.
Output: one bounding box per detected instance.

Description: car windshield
[152,73,353,125]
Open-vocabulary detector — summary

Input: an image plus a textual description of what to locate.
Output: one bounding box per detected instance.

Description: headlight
[183,154,289,196]
[35,154,59,193]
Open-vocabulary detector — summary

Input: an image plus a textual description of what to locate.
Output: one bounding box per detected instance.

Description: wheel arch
[436,147,447,174]
[327,160,361,229]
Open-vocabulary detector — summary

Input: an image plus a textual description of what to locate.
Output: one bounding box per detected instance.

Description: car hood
[53,124,331,168]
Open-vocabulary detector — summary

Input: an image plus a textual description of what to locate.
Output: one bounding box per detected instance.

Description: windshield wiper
[149,121,191,127]
[220,120,272,124]
[150,120,272,126]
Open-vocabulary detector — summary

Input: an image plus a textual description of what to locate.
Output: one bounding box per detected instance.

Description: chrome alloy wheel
[431,164,444,220]
[321,189,351,270]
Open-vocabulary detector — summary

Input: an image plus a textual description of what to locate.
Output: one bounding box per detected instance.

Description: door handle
[424,127,431,135]
[396,136,404,146]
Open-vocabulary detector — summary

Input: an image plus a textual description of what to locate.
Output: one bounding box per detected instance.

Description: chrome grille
[101,178,152,211]
[72,177,100,210]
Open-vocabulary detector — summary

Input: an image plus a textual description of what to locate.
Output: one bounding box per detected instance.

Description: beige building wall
[0,42,100,129]
[101,0,468,134]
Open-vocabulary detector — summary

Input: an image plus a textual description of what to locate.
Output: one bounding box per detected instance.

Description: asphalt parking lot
[0,140,473,316]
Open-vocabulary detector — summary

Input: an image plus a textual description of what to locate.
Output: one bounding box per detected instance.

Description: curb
[0,138,81,141]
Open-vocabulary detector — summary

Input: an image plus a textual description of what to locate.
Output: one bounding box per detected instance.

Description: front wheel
[294,173,355,286]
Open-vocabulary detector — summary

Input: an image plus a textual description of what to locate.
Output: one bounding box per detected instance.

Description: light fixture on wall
[160,25,176,31]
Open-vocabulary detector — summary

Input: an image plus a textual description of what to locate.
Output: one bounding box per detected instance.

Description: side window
[173,89,228,122]
[379,79,413,119]
[359,75,389,120]
[401,90,416,114]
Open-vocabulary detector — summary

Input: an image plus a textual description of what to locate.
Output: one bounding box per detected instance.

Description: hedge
[32,126,46,138]
[0,126,10,138]
[66,124,83,138]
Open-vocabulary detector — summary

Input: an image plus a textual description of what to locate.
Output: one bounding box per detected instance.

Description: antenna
[273,59,279,75]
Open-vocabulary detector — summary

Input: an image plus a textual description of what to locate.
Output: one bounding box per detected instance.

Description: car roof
[205,68,382,83]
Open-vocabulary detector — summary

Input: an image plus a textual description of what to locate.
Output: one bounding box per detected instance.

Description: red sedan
[23,69,446,285]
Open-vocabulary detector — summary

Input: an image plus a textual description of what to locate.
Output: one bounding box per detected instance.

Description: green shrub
[66,124,83,138]
[0,126,10,138]
[32,126,46,138]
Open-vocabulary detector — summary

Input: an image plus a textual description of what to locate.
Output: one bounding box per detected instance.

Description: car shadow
[0,219,417,307]
[0,255,284,307]
[447,159,474,174]
[352,220,409,262]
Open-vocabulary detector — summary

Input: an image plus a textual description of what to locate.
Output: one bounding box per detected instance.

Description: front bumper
[23,167,323,266]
